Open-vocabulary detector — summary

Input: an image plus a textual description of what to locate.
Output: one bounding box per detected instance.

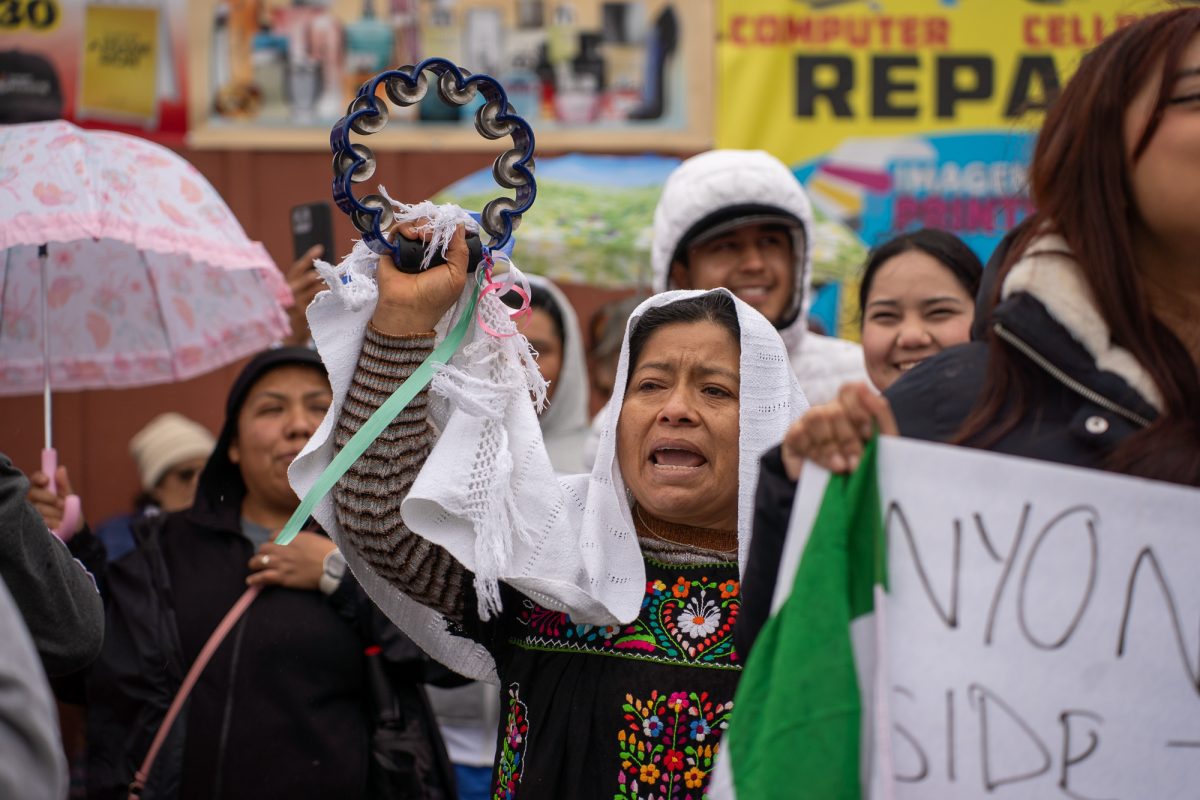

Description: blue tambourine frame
[330,57,537,261]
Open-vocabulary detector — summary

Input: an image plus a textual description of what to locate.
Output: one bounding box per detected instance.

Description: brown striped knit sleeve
[332,323,473,624]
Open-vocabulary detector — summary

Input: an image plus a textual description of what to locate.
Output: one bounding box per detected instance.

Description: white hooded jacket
[651,150,866,406]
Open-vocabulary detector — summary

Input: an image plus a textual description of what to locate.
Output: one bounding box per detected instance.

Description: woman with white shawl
[292,220,807,798]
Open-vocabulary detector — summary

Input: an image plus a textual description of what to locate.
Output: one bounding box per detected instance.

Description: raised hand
[372,221,469,336]
[283,243,326,346]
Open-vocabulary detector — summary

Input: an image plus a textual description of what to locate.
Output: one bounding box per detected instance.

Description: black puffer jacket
[86,506,456,800]
[887,231,1158,463]
[85,348,457,800]
[738,231,1162,658]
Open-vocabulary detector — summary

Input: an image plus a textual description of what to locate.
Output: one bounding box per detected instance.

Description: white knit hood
[651,150,815,354]
[525,274,591,474]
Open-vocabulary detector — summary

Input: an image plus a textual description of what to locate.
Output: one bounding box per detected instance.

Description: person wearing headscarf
[86,347,455,800]
[511,274,591,475]
[291,219,809,798]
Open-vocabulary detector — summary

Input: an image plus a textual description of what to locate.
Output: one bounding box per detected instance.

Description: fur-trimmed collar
[1001,234,1163,411]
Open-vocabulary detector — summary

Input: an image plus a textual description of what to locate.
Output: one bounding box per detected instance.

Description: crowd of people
[1,7,1198,799]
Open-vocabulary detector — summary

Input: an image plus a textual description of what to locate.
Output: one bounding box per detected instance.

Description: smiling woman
[857,228,982,392]
[292,221,810,799]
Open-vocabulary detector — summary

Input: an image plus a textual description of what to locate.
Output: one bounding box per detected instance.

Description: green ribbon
[273,278,482,546]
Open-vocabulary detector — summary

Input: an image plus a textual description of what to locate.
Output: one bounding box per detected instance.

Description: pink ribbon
[476,252,532,338]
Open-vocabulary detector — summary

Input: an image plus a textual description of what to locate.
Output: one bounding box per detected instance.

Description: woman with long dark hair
[780,7,1200,485]
[738,7,1200,659]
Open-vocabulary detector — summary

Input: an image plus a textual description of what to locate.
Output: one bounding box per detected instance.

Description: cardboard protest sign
[728,437,1200,798]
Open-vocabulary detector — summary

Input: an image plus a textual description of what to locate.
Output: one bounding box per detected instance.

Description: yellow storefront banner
[80,3,159,123]
[715,0,1180,333]
[717,0,1177,164]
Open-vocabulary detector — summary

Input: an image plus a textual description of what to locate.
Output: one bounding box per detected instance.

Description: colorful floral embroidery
[493,684,528,800]
[511,561,740,669]
[676,594,721,640]
[616,689,732,799]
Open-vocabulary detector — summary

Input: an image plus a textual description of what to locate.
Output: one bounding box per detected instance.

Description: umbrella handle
[41,449,82,542]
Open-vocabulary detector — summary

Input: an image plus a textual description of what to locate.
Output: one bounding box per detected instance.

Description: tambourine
[330,58,537,273]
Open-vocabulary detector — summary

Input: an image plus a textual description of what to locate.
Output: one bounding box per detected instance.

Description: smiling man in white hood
[652,149,866,405]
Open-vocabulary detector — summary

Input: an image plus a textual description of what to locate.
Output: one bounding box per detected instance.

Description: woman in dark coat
[86,347,456,800]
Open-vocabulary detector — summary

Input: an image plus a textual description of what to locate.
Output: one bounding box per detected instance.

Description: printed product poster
[0,0,188,137]
[80,4,159,123]
[204,0,696,135]
[716,0,1186,273]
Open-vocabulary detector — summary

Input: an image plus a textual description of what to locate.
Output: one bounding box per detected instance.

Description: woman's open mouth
[651,447,708,469]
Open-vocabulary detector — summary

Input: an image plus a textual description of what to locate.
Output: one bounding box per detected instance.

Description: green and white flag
[720,436,889,799]
[714,436,1200,799]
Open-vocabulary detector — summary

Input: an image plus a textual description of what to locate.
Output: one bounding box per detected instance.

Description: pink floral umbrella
[0,120,292,537]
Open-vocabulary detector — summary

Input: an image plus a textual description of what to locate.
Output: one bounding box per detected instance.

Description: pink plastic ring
[477,281,531,338]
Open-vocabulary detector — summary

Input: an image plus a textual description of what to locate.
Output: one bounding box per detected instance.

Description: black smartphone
[290,201,334,261]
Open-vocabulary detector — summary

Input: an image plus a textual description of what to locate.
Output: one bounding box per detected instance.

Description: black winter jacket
[85,502,457,800]
[87,347,459,800]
